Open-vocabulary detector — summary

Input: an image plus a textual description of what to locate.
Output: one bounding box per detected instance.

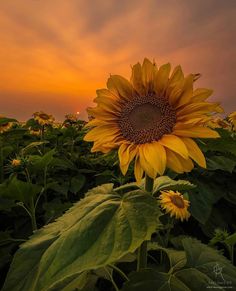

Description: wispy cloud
[0,0,235,120]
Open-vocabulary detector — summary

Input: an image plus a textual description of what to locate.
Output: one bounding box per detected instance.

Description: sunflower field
[1,59,236,291]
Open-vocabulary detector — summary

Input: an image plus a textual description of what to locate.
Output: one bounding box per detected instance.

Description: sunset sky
[0,0,236,121]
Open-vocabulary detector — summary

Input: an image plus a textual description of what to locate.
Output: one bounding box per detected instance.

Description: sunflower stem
[137,174,154,271]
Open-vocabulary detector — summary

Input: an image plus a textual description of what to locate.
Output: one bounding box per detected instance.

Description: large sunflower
[33,111,55,126]
[84,58,222,181]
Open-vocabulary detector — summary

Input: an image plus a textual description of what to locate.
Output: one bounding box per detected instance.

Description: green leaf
[43,199,72,223]
[1,145,14,158]
[50,157,77,170]
[29,149,56,171]
[153,176,195,195]
[70,175,86,194]
[114,182,140,193]
[122,269,190,291]
[206,156,236,172]
[86,183,114,196]
[20,141,49,155]
[0,197,16,210]
[124,238,236,291]
[174,237,236,290]
[3,187,160,291]
[0,117,17,125]
[201,137,236,156]
[148,242,187,272]
[188,180,223,224]
[48,271,97,291]
[0,177,42,205]
[224,233,236,246]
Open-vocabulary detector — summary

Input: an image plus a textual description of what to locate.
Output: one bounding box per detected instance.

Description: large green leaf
[3,185,160,291]
[175,238,236,290]
[206,156,236,172]
[114,176,195,197]
[153,176,195,195]
[122,269,190,291]
[188,179,223,224]
[123,238,236,291]
[201,136,236,156]
[148,242,187,272]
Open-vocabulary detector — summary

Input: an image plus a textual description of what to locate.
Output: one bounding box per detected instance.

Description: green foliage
[152,176,196,195]
[123,238,236,290]
[1,119,236,290]
[2,185,160,291]
[0,177,42,205]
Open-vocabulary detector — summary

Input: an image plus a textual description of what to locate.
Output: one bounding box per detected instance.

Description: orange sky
[0,0,236,121]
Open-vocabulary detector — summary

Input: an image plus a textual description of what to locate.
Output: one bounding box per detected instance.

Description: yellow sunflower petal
[154,63,171,94]
[118,144,137,175]
[177,154,194,172]
[166,149,184,173]
[175,74,194,108]
[159,134,189,159]
[181,137,206,168]
[107,75,133,101]
[173,126,220,138]
[142,58,155,93]
[139,145,156,178]
[84,119,107,128]
[96,88,117,100]
[141,142,166,176]
[134,155,144,183]
[176,102,222,117]
[87,106,118,121]
[168,65,184,87]
[84,125,120,142]
[131,62,145,95]
[93,96,121,112]
[118,143,130,166]
[91,142,119,153]
[191,88,213,102]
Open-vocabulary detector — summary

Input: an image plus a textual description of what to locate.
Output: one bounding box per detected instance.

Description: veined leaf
[29,149,56,171]
[20,141,49,155]
[123,238,236,291]
[188,180,223,224]
[0,177,42,205]
[3,186,160,291]
[122,269,190,291]
[153,176,195,195]
[175,238,236,290]
[206,156,236,172]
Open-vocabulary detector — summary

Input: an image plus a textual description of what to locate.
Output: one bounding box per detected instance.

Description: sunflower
[207,117,231,130]
[33,111,55,126]
[11,159,21,167]
[84,58,222,181]
[29,127,41,136]
[228,111,236,130]
[159,190,190,221]
[0,121,13,133]
[65,113,78,123]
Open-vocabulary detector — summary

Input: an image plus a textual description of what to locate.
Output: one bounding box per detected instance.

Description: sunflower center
[39,114,49,120]
[118,94,176,144]
[170,195,185,209]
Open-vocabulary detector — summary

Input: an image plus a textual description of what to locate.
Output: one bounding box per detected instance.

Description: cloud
[0,0,236,120]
